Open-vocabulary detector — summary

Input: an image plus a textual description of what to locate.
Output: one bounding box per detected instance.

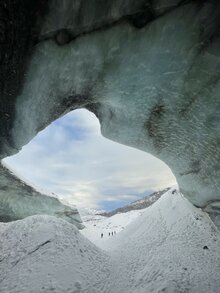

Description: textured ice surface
[0,164,83,228]
[40,0,183,39]
[0,1,219,226]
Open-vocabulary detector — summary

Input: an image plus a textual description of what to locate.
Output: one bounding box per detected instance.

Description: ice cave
[0,1,220,292]
[0,0,219,226]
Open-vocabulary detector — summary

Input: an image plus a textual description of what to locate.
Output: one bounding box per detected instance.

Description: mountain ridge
[99,187,171,217]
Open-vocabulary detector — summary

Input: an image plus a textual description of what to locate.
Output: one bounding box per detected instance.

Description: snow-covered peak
[78,207,106,217]
[100,187,173,217]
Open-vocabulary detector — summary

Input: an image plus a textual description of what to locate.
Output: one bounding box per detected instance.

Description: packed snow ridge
[1,190,219,293]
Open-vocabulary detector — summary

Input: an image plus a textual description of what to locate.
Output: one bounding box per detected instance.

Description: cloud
[3,109,176,210]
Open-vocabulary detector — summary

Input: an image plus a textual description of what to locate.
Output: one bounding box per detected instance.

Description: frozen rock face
[0,1,220,226]
[0,164,84,229]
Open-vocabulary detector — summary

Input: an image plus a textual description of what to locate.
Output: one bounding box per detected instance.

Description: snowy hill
[80,187,172,244]
[0,216,109,293]
[80,206,150,246]
[1,190,219,292]
[81,209,146,246]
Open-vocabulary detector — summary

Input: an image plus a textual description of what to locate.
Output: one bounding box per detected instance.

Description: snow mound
[101,191,220,292]
[0,216,110,293]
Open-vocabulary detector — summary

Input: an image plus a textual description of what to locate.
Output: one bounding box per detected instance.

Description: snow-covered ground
[0,190,220,292]
[80,208,147,248]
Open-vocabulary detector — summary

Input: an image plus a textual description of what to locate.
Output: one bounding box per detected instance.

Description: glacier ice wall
[0,164,84,229]
[0,1,220,227]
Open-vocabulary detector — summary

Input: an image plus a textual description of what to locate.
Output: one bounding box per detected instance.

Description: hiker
[101,233,103,238]
[112,232,113,236]
[109,232,111,236]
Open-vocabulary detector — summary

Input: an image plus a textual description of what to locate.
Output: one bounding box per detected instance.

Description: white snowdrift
[0,190,219,293]
[0,216,110,293]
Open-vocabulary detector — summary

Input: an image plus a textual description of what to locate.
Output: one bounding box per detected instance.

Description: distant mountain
[99,187,171,217]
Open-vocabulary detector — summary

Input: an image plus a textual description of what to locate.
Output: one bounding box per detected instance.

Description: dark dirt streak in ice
[27,240,51,255]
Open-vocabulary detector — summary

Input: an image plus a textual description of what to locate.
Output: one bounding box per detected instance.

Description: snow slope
[0,190,219,293]
[0,216,110,293]
[100,192,220,292]
[80,188,174,246]
[81,208,147,248]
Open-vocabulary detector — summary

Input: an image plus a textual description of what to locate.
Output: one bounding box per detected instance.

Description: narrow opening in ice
[3,109,176,211]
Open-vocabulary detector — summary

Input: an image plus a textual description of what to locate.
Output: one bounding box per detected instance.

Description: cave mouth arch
[3,109,176,211]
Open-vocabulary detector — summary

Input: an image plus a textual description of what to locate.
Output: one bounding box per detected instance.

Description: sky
[4,109,176,210]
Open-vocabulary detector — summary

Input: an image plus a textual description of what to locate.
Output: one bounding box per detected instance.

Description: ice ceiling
[0,0,219,227]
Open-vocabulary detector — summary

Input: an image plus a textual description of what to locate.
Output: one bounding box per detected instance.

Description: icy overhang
[0,163,84,228]
[0,1,220,227]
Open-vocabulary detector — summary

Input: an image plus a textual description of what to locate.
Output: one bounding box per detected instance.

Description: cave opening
[3,109,176,212]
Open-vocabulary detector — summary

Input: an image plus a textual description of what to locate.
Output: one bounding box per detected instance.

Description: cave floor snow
[0,191,220,293]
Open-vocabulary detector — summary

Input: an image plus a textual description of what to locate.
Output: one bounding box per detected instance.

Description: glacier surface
[0,1,219,226]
